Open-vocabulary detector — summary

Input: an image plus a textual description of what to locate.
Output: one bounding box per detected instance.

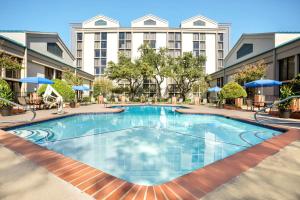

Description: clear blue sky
[1,0,300,48]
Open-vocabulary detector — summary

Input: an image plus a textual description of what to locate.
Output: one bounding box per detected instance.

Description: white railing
[254,95,300,123]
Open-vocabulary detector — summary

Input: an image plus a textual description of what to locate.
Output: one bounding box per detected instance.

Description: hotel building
[0,31,94,98]
[209,32,300,99]
[70,14,231,77]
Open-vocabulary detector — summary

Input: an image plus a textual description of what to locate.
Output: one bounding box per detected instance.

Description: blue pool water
[8,106,281,185]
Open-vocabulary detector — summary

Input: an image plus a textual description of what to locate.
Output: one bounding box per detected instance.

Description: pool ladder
[254,95,300,124]
[0,97,36,123]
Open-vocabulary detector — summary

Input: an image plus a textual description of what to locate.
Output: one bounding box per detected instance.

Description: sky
[0,0,300,48]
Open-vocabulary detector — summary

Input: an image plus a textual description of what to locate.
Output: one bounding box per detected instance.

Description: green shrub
[0,79,13,108]
[220,82,247,100]
[38,79,75,102]
[278,84,294,110]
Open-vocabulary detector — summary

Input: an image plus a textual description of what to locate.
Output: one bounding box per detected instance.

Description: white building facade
[70,14,230,76]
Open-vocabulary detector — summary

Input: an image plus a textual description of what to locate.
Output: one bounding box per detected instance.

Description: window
[101,41,107,48]
[94,49,100,57]
[77,50,82,58]
[218,42,223,50]
[193,33,205,57]
[193,20,206,26]
[45,67,54,80]
[77,41,82,50]
[144,32,156,49]
[218,51,223,59]
[5,69,20,79]
[218,33,224,42]
[237,43,253,59]
[279,56,296,81]
[76,59,82,68]
[47,43,63,57]
[144,19,156,25]
[77,33,82,41]
[101,32,107,40]
[101,49,107,57]
[95,19,107,26]
[217,77,224,87]
[168,32,181,57]
[56,70,62,79]
[119,32,131,56]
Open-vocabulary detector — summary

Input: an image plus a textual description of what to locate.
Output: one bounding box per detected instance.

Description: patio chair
[114,97,119,104]
[147,98,152,104]
[246,99,254,111]
[103,97,108,107]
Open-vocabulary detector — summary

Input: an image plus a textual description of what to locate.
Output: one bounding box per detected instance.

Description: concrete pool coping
[0,104,300,199]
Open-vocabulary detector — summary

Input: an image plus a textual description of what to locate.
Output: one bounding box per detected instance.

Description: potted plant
[278,84,294,118]
[220,82,247,108]
[0,79,13,116]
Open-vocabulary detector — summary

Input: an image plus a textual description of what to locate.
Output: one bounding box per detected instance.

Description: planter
[254,95,265,107]
[235,98,243,108]
[171,96,177,105]
[194,96,200,105]
[69,102,76,108]
[98,95,104,104]
[279,109,291,118]
[1,106,12,116]
[290,98,300,112]
[121,95,126,104]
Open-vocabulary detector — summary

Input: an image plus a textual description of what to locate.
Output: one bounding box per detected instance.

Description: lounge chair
[103,98,108,107]
[178,98,183,104]
[17,97,30,110]
[114,97,119,104]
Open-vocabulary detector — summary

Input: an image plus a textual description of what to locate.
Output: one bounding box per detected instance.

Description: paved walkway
[201,141,300,200]
[0,104,299,199]
[0,145,93,200]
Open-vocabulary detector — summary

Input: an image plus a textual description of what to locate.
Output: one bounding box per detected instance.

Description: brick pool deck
[0,104,300,200]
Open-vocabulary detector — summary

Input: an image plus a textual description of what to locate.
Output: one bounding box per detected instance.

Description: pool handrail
[0,97,36,123]
[254,95,300,123]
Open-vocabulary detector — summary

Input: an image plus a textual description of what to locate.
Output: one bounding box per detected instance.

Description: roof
[210,35,300,77]
[82,15,120,25]
[180,15,218,26]
[0,33,94,80]
[131,14,169,25]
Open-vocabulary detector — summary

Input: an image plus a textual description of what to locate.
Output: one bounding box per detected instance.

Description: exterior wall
[0,32,26,45]
[205,33,216,74]
[82,33,94,75]
[26,61,45,92]
[26,34,74,66]
[225,35,274,67]
[107,32,118,63]
[182,33,193,53]
[156,32,167,49]
[131,32,144,60]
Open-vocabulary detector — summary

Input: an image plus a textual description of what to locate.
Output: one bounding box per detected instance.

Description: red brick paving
[0,117,299,200]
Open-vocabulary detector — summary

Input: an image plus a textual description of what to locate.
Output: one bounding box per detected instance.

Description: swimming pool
[8,106,282,185]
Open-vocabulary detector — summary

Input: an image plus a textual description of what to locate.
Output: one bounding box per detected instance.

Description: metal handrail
[0,97,36,123]
[254,95,300,123]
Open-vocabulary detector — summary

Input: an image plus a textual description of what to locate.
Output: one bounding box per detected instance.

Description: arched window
[144,19,156,25]
[95,19,107,26]
[193,20,206,26]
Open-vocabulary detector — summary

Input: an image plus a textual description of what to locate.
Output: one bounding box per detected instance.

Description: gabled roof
[82,15,120,26]
[131,14,169,26]
[180,15,218,27]
[224,32,275,63]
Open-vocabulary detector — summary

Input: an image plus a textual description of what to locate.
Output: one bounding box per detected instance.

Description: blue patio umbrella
[72,85,90,91]
[208,86,221,92]
[19,77,54,84]
[244,79,282,88]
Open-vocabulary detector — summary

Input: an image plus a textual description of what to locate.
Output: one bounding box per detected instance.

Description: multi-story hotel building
[70,14,231,77]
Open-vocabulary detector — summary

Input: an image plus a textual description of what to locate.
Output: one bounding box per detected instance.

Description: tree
[234,60,267,85]
[192,75,211,97]
[139,44,171,97]
[93,78,113,98]
[169,52,206,100]
[0,53,22,77]
[63,69,83,86]
[0,79,13,108]
[106,53,143,99]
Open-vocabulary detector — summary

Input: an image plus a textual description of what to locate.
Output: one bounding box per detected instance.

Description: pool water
[8,106,281,185]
